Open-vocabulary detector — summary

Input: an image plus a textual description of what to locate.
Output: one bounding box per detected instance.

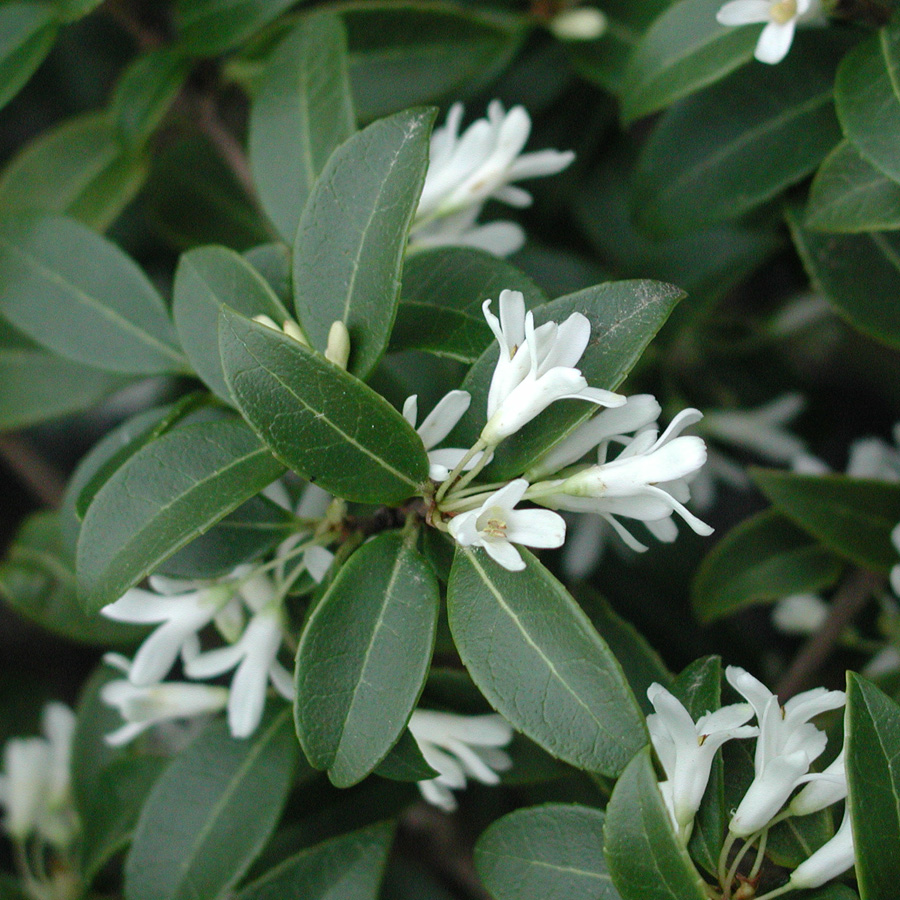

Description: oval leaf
[447,547,646,776]
[295,530,439,787]
[174,0,297,55]
[0,2,57,111]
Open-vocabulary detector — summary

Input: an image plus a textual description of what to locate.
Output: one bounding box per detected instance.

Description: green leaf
[390,247,548,363]
[451,280,684,481]
[374,728,439,781]
[0,215,185,375]
[603,747,708,900]
[175,0,298,55]
[124,710,298,900]
[752,468,900,573]
[173,245,289,400]
[109,50,189,146]
[292,107,434,378]
[76,417,284,611]
[0,511,145,646]
[692,509,844,623]
[0,2,57,112]
[219,308,429,504]
[846,673,900,900]
[52,0,104,21]
[620,0,759,123]
[0,112,148,231]
[475,803,619,900]
[786,204,900,348]
[835,23,900,188]
[244,242,292,308]
[633,33,844,238]
[806,140,900,233]
[447,547,646,776]
[296,530,439,787]
[249,14,356,244]
[765,808,833,868]
[236,822,394,900]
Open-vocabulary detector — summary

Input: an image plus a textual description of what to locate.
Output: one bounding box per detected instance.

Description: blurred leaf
[244,242,292,307]
[806,140,900,233]
[620,0,758,123]
[475,804,618,900]
[604,747,707,900]
[76,418,284,611]
[0,2,58,111]
[391,247,548,363]
[448,547,646,776]
[296,530,439,787]
[692,509,844,623]
[292,107,434,378]
[124,710,297,900]
[220,308,429,504]
[0,215,185,374]
[846,673,900,900]
[175,0,298,55]
[0,113,148,231]
[634,33,844,237]
[249,13,356,243]
[752,468,900,573]
[52,0,103,20]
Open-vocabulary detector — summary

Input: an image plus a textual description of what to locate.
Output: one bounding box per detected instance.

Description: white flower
[772,593,829,636]
[480,290,624,446]
[403,390,487,482]
[647,684,757,842]
[447,479,566,571]
[716,0,824,65]
[789,747,846,816]
[725,666,845,836]
[408,206,526,258]
[549,7,608,41]
[408,710,513,812]
[788,803,855,889]
[0,738,49,840]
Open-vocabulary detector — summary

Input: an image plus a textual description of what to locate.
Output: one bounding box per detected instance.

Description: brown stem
[102,0,164,51]
[0,435,66,508]
[194,93,258,200]
[776,567,882,700]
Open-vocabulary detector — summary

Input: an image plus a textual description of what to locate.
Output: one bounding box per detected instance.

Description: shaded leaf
[175,0,298,55]
[0,2,57,112]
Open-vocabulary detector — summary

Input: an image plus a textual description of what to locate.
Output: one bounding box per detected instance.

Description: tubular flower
[788,804,855,889]
[716,0,824,64]
[789,747,846,816]
[408,710,513,812]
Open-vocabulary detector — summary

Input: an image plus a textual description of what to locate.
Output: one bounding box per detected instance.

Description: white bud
[549,7,607,41]
[325,320,351,369]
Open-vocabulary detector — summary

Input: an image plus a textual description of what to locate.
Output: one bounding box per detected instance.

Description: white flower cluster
[648,667,853,896]
[716,0,824,65]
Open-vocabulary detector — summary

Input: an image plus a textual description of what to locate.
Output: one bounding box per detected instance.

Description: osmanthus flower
[788,804,855,889]
[771,593,829,636]
[480,290,625,447]
[447,479,566,571]
[646,684,757,842]
[407,710,513,812]
[789,747,846,816]
[716,0,824,64]
[725,666,845,836]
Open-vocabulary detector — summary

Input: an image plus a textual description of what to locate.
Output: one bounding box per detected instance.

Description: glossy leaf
[124,710,297,900]
[219,308,429,504]
[806,140,900,233]
[692,509,844,623]
[0,215,185,375]
[475,804,618,900]
[296,530,439,787]
[634,34,844,237]
[237,822,394,900]
[249,14,356,243]
[390,247,548,363]
[846,673,900,900]
[752,468,900,573]
[175,0,297,55]
[603,747,708,900]
[620,0,758,123]
[173,245,289,400]
[292,107,434,378]
[76,418,284,611]
[0,2,57,112]
[448,547,646,776]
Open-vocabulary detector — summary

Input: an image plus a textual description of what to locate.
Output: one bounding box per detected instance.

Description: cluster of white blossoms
[648,667,853,899]
[426,290,712,569]
[409,101,574,257]
[716,0,825,64]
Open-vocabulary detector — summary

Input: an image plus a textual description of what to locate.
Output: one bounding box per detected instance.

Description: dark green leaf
[292,107,434,378]
[0,215,185,374]
[846,673,900,900]
[237,822,394,900]
[692,509,844,623]
[52,0,103,21]
[124,710,298,900]
[448,547,646,776]
[765,809,833,868]
[752,468,900,573]
[244,242,292,308]
[76,418,284,611]
[0,3,57,112]
[475,803,619,900]
[249,14,356,243]
[603,748,708,900]
[390,247,548,363]
[175,0,298,55]
[219,308,429,504]
[374,728,439,782]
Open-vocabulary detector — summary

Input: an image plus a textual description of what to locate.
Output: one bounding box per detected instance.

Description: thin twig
[776,567,882,700]
[194,93,258,199]
[0,435,66,508]
[102,0,164,51]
